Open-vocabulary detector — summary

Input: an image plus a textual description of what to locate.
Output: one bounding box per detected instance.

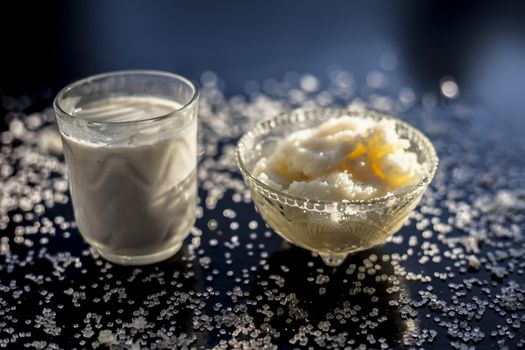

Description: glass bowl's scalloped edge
[236,107,439,212]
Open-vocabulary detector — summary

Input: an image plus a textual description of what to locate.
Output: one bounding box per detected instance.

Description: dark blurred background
[1,0,525,128]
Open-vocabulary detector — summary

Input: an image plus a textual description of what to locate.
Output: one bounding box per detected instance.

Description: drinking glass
[54,70,199,265]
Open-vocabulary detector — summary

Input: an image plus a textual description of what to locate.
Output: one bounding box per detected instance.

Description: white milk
[61,96,197,263]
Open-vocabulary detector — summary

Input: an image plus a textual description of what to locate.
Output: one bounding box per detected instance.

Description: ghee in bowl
[237,108,438,266]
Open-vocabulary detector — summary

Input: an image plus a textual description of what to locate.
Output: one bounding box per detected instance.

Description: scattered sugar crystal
[0,66,524,349]
[468,255,481,271]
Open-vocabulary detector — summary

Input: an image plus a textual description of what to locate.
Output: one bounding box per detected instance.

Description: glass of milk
[54,71,199,265]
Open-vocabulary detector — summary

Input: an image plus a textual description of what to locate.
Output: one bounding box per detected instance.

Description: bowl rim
[236,107,439,206]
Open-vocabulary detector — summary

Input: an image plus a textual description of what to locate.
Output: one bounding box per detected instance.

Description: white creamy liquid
[61,96,197,260]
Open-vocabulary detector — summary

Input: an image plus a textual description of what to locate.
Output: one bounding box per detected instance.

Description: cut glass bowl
[237,108,438,266]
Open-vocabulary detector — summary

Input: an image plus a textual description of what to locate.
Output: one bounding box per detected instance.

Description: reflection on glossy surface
[13,246,205,348]
[240,243,419,348]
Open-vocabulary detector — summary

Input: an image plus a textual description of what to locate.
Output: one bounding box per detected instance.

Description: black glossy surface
[1,2,525,349]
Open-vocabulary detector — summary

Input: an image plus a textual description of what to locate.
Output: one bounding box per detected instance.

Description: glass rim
[53,70,199,126]
[236,107,439,207]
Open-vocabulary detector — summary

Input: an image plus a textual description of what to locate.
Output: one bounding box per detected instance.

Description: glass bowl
[236,108,438,266]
